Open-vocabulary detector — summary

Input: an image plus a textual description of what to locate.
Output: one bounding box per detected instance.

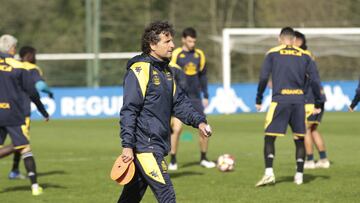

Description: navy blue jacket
[0,53,48,126]
[305,84,326,105]
[171,48,209,99]
[22,62,47,117]
[303,50,326,104]
[256,45,322,107]
[350,77,360,109]
[120,54,207,156]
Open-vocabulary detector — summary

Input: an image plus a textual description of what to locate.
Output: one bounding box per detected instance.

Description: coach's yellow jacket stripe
[136,153,166,184]
[130,62,150,98]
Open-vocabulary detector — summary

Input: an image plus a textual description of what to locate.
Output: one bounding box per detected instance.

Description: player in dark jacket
[294,31,330,170]
[349,77,360,111]
[169,27,215,170]
[255,27,322,187]
[0,34,49,196]
[118,21,212,203]
[4,46,54,180]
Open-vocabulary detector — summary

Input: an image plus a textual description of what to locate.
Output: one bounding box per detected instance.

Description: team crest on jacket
[184,62,197,75]
[165,71,172,81]
[152,71,161,85]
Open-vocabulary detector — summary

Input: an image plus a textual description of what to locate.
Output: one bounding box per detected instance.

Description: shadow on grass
[38,170,67,177]
[169,171,204,179]
[181,161,200,168]
[1,183,67,193]
[180,160,217,169]
[276,174,330,184]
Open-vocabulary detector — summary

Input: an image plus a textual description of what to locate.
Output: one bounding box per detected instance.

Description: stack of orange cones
[110,156,135,185]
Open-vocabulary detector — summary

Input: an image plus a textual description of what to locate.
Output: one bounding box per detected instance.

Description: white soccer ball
[217,154,235,172]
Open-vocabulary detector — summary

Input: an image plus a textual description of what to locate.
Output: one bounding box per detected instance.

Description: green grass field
[1,112,360,203]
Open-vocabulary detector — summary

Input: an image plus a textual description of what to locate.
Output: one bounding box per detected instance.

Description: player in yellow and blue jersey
[0,35,49,196]
[255,27,322,186]
[294,31,330,169]
[169,27,215,170]
[4,46,53,180]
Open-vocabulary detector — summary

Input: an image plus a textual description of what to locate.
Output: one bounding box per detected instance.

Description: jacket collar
[148,54,170,72]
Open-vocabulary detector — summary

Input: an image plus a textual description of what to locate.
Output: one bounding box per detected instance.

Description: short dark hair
[294,31,307,50]
[280,26,295,38]
[19,46,36,58]
[182,27,197,38]
[141,21,175,54]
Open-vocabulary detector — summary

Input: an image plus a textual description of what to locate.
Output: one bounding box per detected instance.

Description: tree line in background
[0,0,359,86]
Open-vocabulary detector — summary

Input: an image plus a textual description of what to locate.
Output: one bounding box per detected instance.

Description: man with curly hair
[117,21,212,203]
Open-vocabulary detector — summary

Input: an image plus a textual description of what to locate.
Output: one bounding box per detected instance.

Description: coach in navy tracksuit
[349,77,360,111]
[118,21,211,203]
[0,34,49,195]
[255,27,322,187]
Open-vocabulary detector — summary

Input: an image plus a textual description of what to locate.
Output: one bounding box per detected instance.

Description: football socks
[295,138,305,173]
[22,152,38,185]
[12,151,21,172]
[264,136,276,168]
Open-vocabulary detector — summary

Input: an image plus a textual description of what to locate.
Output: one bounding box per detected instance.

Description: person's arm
[306,60,322,109]
[172,83,206,127]
[20,70,49,119]
[120,70,144,149]
[256,54,272,110]
[350,79,360,111]
[198,50,209,100]
[35,81,53,98]
[199,66,209,100]
[172,83,211,137]
[29,68,54,98]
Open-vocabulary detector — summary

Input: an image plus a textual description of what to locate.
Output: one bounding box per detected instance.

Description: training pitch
[0,112,359,202]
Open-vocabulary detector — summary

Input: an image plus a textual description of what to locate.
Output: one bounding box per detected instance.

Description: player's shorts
[190,99,205,117]
[264,102,306,137]
[118,152,175,203]
[0,117,31,147]
[0,126,30,149]
[305,104,324,125]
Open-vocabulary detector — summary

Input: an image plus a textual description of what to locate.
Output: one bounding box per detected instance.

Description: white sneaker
[294,173,303,185]
[255,174,275,187]
[200,160,216,168]
[168,163,178,171]
[304,160,316,169]
[315,159,330,169]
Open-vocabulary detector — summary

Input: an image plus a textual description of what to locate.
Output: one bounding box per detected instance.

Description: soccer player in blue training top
[118,21,212,203]
[349,77,360,111]
[169,27,215,170]
[294,31,330,169]
[0,34,49,196]
[255,27,322,186]
[5,46,54,180]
